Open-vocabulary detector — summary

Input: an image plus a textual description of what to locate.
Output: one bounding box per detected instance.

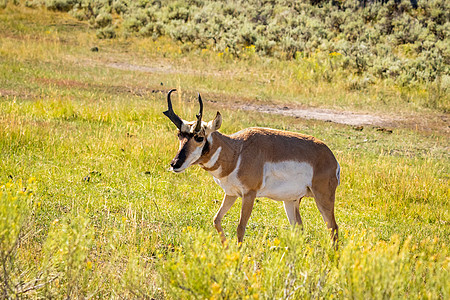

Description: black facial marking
[171,147,187,169]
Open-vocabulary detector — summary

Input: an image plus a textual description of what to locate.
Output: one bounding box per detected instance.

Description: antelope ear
[207,111,222,132]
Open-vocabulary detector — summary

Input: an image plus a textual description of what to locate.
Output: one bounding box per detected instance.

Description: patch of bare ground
[93,60,449,134]
[394,112,449,134]
[201,92,449,135]
[239,102,387,126]
[30,76,449,135]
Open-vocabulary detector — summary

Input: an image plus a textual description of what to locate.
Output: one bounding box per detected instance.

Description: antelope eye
[194,136,204,143]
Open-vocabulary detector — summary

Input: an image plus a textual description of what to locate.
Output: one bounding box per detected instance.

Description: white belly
[257,161,313,201]
[211,159,313,201]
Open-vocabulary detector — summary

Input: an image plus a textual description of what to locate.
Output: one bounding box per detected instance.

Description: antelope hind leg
[283,198,303,227]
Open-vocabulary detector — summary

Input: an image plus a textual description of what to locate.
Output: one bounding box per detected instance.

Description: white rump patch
[258,161,313,201]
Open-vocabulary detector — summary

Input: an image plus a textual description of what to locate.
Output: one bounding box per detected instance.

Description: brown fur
[197,128,338,192]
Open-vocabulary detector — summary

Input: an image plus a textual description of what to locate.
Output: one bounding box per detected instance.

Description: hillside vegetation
[17,0,450,112]
[0,3,449,299]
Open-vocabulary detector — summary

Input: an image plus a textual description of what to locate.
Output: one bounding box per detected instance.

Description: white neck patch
[202,146,222,169]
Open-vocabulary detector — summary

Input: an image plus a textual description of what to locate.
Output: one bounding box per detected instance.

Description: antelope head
[163,89,222,173]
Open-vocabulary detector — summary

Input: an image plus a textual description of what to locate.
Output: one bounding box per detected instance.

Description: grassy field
[1,4,449,299]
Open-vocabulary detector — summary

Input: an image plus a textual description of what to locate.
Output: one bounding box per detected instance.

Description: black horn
[194,93,203,132]
[163,89,183,129]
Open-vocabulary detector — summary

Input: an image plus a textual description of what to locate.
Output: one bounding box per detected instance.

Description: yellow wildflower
[226,252,240,262]
[211,282,221,294]
[273,238,280,246]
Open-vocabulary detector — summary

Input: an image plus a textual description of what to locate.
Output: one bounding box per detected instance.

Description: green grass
[0,5,449,299]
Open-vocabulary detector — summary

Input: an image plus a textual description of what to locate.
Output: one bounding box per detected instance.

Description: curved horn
[163,89,183,129]
[194,93,203,132]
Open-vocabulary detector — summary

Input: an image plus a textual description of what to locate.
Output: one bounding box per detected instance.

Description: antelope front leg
[237,191,256,244]
[213,194,238,244]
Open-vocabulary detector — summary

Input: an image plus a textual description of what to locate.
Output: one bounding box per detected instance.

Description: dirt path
[103,61,410,129]
[203,95,448,134]
[221,100,448,134]
[99,60,449,133]
[238,103,387,126]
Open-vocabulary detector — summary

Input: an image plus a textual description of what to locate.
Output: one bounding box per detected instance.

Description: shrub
[123,16,142,33]
[45,0,78,12]
[94,12,112,28]
[96,25,116,39]
[0,0,7,9]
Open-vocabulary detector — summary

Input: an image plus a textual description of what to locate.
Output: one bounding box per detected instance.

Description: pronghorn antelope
[163,89,340,245]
